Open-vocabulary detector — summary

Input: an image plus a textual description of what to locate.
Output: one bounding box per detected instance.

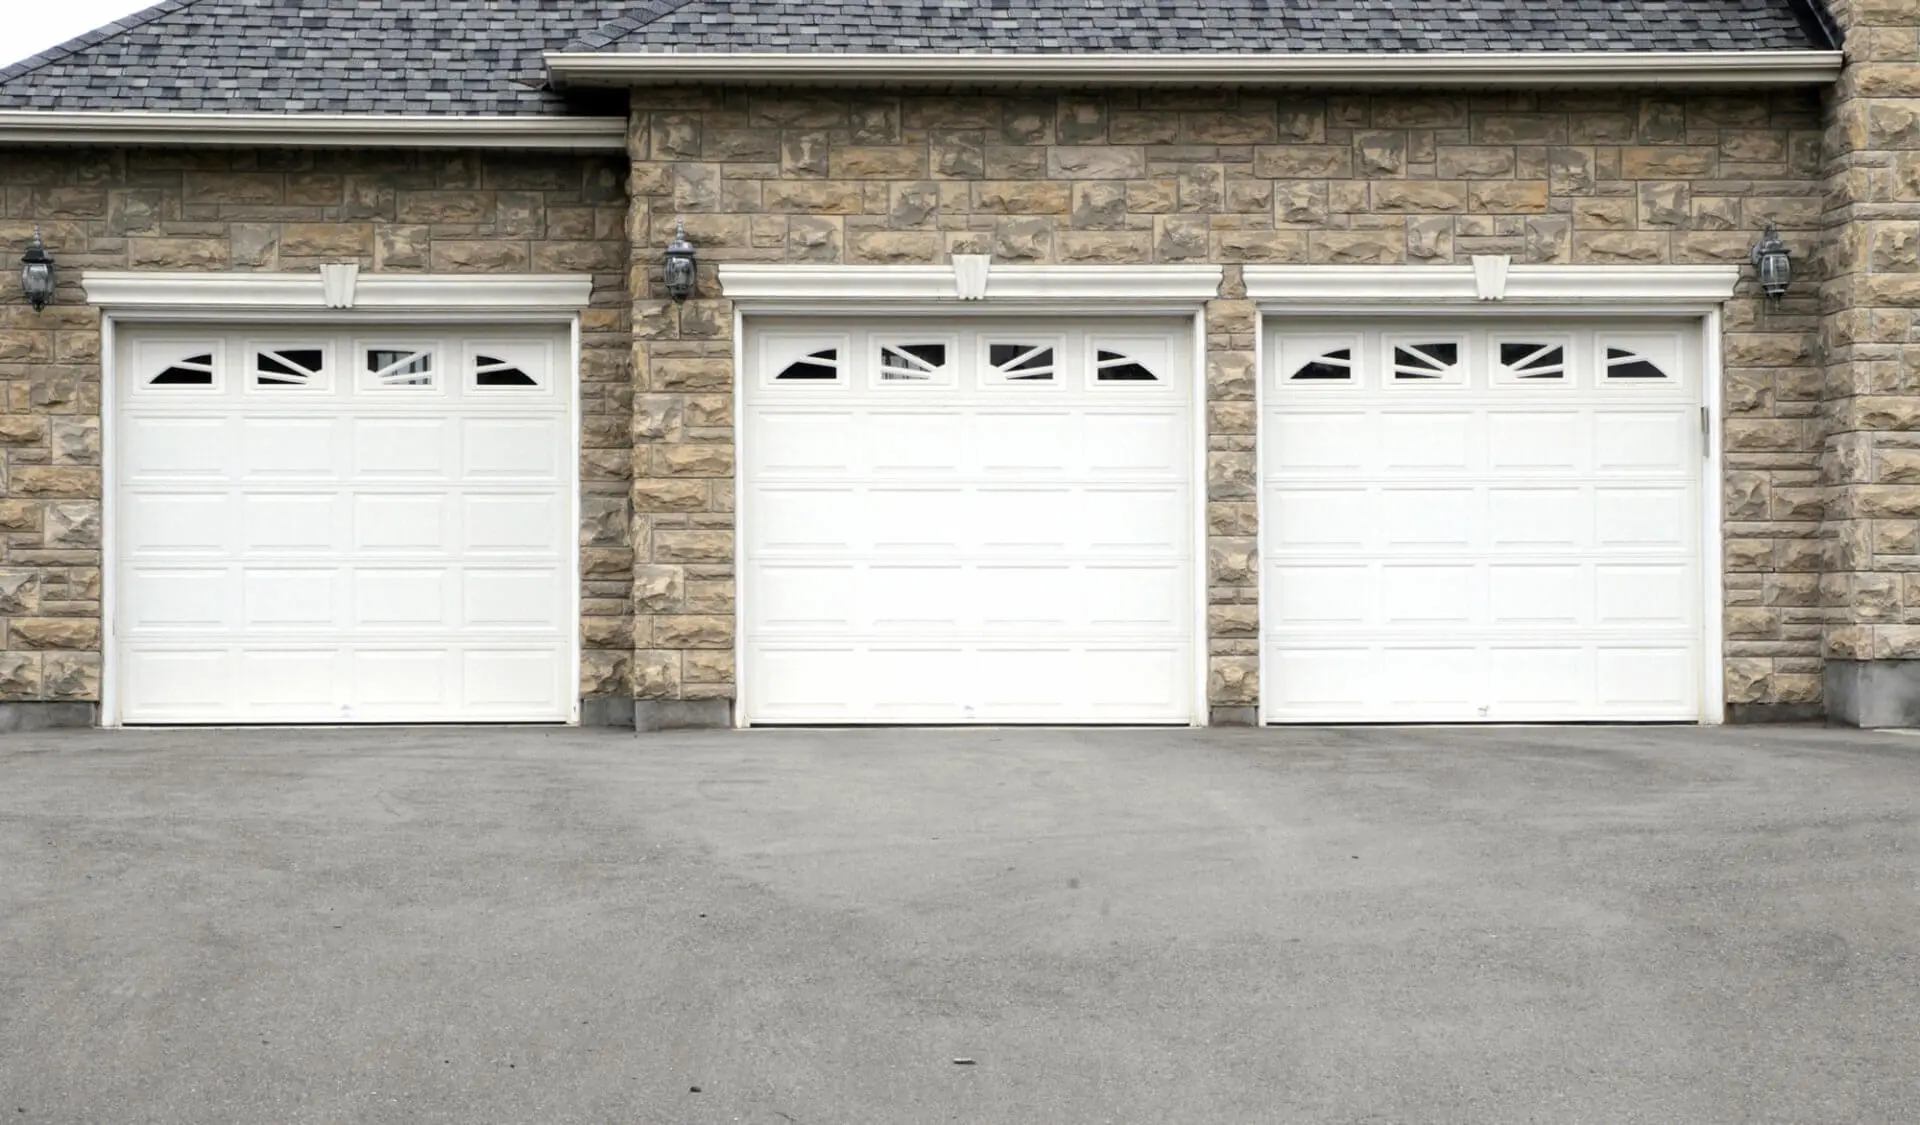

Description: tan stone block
[654,614,734,649]
[1210,230,1308,263]
[582,615,635,650]
[0,415,46,444]
[1311,230,1405,264]
[44,503,99,549]
[580,650,632,698]
[1155,216,1210,261]
[1474,115,1568,145]
[973,181,1071,214]
[1356,132,1409,175]
[1875,625,1920,659]
[632,649,681,700]
[129,238,230,269]
[1372,181,1470,213]
[0,652,40,700]
[1723,419,1804,452]
[10,468,97,499]
[787,215,843,262]
[1208,656,1259,706]
[0,502,38,533]
[429,241,531,272]
[1208,538,1257,585]
[1437,146,1517,179]
[1723,658,1771,704]
[1208,603,1259,638]
[1573,231,1666,264]
[1207,350,1256,398]
[633,478,710,512]
[1055,231,1151,263]
[654,530,734,564]
[1110,110,1180,145]
[1620,147,1719,179]
[50,418,99,466]
[181,172,284,205]
[684,649,737,684]
[1726,607,1781,638]
[1877,520,1920,554]
[1207,452,1256,500]
[1047,147,1147,179]
[831,146,927,178]
[992,219,1053,262]
[1468,181,1549,213]
[763,180,866,214]
[1371,97,1468,130]
[0,571,38,616]
[1253,146,1353,179]
[11,618,99,651]
[653,443,734,477]
[279,223,373,258]
[851,230,943,264]
[635,565,686,613]
[653,357,731,391]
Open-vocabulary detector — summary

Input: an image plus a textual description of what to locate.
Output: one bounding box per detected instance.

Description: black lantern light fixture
[1750,221,1791,303]
[663,219,697,302]
[19,227,54,313]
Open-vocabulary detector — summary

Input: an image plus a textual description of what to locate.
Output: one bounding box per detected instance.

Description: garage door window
[986,343,1057,383]
[1605,347,1670,381]
[1389,340,1464,383]
[150,352,216,387]
[1495,342,1567,382]
[251,347,327,388]
[1094,348,1160,382]
[1288,346,1354,382]
[364,347,436,389]
[877,341,953,384]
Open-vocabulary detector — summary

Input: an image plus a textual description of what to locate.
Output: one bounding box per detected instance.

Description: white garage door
[741,317,1197,724]
[113,325,576,724]
[1263,321,1705,723]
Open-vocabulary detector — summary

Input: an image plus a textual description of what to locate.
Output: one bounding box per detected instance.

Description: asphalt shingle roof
[572,0,1827,54]
[0,0,1833,117]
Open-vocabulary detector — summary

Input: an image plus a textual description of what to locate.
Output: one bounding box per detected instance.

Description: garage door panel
[123,569,229,631]
[241,569,342,628]
[353,418,451,478]
[463,568,563,630]
[1489,488,1583,548]
[871,412,964,473]
[868,565,966,628]
[1381,413,1475,470]
[744,319,1197,724]
[354,568,452,628]
[243,418,337,479]
[1596,488,1691,548]
[1595,411,1692,472]
[115,325,574,725]
[1382,489,1474,547]
[1265,321,1704,723]
[463,418,562,479]
[1083,412,1185,474]
[123,417,230,480]
[754,411,856,474]
[126,495,231,554]
[1488,412,1583,471]
[242,650,342,711]
[1267,412,1368,475]
[1269,565,1369,625]
[1488,565,1585,625]
[244,493,340,553]
[355,493,447,553]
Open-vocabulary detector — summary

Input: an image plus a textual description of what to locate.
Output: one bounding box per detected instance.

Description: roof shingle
[0,0,1832,118]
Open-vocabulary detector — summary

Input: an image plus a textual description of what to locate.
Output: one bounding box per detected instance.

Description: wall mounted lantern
[1750,221,1791,303]
[19,227,54,313]
[664,219,697,302]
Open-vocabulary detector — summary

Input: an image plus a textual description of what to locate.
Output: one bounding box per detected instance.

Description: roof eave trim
[545,49,1845,88]
[0,112,630,150]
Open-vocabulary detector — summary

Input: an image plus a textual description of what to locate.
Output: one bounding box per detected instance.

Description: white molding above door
[719,259,1224,312]
[84,270,595,317]
[1245,259,1742,313]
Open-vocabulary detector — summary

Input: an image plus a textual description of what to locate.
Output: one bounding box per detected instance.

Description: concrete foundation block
[1824,660,1920,728]
[1209,706,1258,727]
[635,698,733,733]
[578,696,636,728]
[0,702,97,732]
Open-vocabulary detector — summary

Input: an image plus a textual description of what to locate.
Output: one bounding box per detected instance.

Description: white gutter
[0,112,629,149]
[544,49,1844,88]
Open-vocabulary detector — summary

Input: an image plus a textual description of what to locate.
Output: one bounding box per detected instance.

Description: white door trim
[1255,302,1729,725]
[97,305,588,727]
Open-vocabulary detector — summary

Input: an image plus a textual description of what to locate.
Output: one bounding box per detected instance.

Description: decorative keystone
[1472,254,1510,301]
[952,254,990,300]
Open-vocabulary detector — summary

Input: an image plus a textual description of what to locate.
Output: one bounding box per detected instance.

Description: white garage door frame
[85,269,594,727]
[719,259,1223,727]
[1245,260,1740,725]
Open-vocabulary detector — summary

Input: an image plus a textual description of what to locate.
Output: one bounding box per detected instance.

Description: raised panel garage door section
[742,318,1198,724]
[1263,322,1705,723]
[114,326,575,724]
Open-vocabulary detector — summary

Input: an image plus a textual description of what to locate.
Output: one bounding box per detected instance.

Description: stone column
[1817,0,1920,724]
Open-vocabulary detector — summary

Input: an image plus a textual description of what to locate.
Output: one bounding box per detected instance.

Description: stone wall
[626,86,1828,722]
[1817,0,1920,721]
[0,147,633,714]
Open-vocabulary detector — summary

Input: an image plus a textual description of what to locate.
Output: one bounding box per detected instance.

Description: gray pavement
[2,723,1918,1124]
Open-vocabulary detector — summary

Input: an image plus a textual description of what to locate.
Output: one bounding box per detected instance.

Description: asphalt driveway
[2,724,1917,1124]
